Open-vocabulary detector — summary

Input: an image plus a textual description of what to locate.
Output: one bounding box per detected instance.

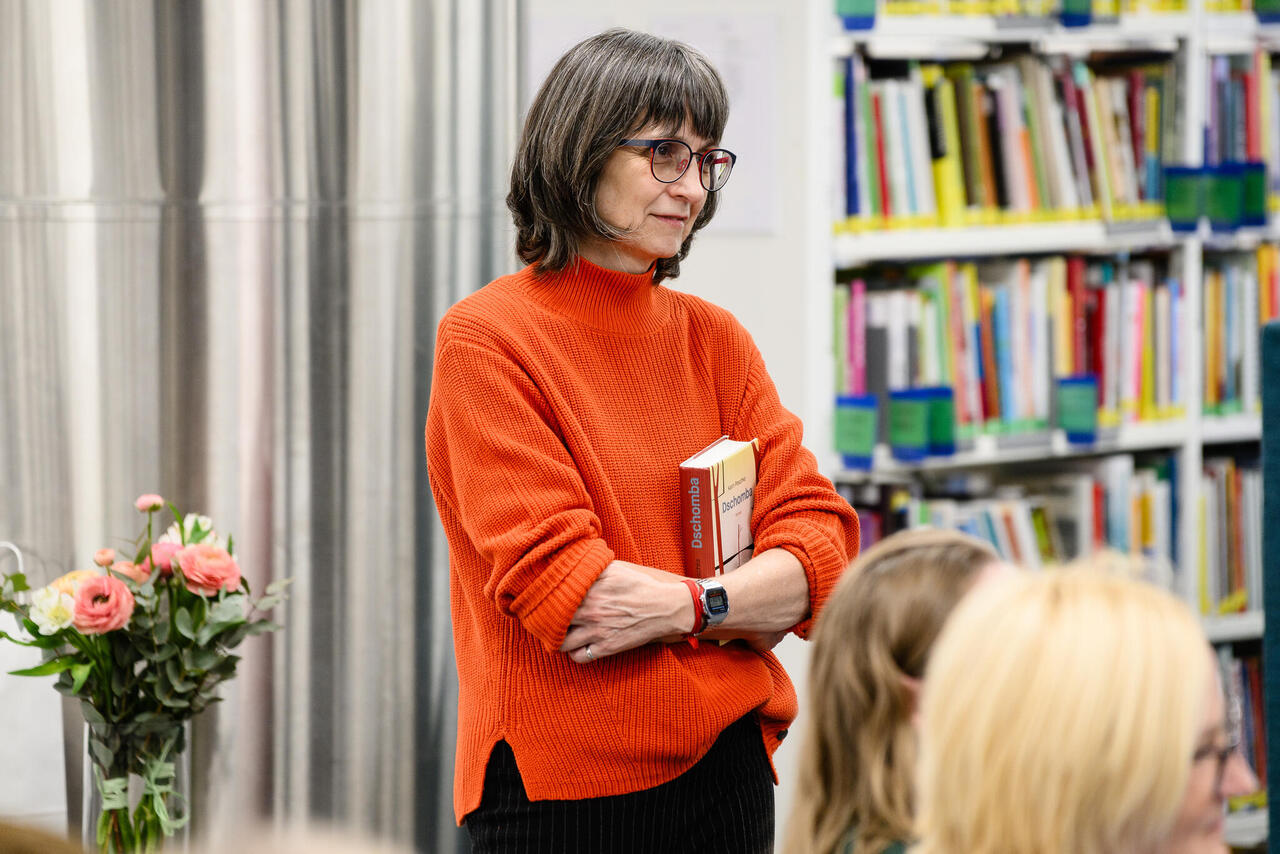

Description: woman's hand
[560,561,694,664]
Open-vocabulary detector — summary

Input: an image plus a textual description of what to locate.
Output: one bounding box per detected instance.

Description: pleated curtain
[0,1,521,850]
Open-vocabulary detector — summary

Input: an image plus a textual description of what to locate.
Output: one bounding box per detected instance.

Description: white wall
[524,1,832,845]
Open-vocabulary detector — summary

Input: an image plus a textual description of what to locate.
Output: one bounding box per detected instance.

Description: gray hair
[507,28,730,283]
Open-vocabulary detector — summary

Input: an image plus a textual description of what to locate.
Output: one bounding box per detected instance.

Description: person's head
[915,567,1257,854]
[508,28,732,282]
[784,529,1006,854]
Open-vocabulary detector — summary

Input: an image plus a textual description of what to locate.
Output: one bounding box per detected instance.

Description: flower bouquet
[0,495,289,853]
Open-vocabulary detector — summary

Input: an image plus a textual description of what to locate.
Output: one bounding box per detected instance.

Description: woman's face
[579,121,710,274]
[1160,665,1258,854]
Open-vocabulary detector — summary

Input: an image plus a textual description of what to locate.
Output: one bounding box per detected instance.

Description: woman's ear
[898,672,923,729]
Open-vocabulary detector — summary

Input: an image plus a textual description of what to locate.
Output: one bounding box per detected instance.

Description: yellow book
[1051,257,1073,376]
[921,65,967,226]
[1198,494,1211,616]
[1259,246,1273,323]
[1144,84,1160,200]
[1140,284,1157,420]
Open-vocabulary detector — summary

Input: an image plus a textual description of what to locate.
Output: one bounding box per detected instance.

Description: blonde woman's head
[784,529,1004,854]
[915,566,1220,854]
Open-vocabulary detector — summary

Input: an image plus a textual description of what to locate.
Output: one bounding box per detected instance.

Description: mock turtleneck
[519,257,672,336]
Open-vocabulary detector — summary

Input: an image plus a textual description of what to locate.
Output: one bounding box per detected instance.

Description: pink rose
[143,541,183,577]
[110,560,150,584]
[176,544,242,596]
[93,549,116,567]
[72,575,135,634]
[135,493,165,512]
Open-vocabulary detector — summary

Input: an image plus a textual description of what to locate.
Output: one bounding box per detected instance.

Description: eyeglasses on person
[1192,680,1248,793]
[617,138,737,192]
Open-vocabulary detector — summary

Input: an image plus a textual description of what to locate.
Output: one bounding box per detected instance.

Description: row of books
[835,51,1182,228]
[833,254,1185,441]
[1220,646,1269,799]
[838,454,1179,586]
[1204,245,1280,415]
[1206,51,1274,175]
[1200,456,1264,616]
[869,0,1188,17]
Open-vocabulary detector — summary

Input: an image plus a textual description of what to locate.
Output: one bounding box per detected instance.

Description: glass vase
[82,720,191,854]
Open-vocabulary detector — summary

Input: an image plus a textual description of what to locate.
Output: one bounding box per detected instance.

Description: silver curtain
[0,0,521,850]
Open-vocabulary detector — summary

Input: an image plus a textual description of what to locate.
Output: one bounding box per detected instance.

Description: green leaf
[81,702,106,724]
[226,533,234,555]
[244,621,282,637]
[154,612,170,645]
[175,608,195,640]
[169,504,184,540]
[164,657,196,692]
[184,646,219,671]
[0,628,59,649]
[89,738,114,770]
[70,662,93,694]
[10,656,77,677]
[151,644,179,663]
[5,573,29,592]
[208,596,246,623]
[264,578,293,596]
[157,691,190,709]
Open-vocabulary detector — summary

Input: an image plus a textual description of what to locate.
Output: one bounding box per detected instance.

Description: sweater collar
[520,257,672,335]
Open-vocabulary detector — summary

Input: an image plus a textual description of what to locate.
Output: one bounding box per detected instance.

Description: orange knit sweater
[425,257,860,824]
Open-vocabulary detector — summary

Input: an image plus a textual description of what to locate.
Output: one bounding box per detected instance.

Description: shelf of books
[822,0,1274,837]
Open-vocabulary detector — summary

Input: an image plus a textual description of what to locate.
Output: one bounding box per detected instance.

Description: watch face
[704,586,729,615]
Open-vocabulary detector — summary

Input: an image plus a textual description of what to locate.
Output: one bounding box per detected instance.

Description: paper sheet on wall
[647,15,781,235]
[524,13,782,236]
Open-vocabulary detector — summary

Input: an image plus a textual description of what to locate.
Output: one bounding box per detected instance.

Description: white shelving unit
[815,4,1269,842]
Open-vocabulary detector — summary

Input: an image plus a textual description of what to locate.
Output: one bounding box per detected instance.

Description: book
[679,436,759,578]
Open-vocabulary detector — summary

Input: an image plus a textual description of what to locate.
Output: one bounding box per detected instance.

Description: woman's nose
[1219,750,1259,798]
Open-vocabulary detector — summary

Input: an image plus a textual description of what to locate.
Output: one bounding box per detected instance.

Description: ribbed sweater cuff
[516,538,614,652]
[756,519,847,639]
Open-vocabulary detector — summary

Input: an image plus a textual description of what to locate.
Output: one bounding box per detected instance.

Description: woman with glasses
[913,563,1257,854]
[426,27,859,853]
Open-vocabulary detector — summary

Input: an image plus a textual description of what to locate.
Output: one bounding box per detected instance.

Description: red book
[679,437,758,579]
[1127,71,1145,197]
[979,288,1001,424]
[1245,656,1267,785]
[872,90,892,219]
[1090,286,1107,407]
[1067,256,1088,375]
[1245,64,1261,161]
[1092,480,1106,550]
[1229,462,1246,599]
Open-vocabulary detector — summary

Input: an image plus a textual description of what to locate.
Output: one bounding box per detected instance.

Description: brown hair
[783,530,1001,854]
[507,28,729,283]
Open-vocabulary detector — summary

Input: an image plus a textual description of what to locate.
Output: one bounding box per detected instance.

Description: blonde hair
[784,529,1000,854]
[915,566,1211,854]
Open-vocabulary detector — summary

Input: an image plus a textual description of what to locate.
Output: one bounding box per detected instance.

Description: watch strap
[681,577,705,647]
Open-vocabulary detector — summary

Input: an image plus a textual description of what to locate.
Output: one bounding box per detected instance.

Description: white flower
[159,513,226,549]
[29,586,76,635]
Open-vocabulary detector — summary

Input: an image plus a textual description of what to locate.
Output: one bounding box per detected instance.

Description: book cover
[679,436,759,578]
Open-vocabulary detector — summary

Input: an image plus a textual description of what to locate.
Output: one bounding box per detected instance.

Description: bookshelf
[818,0,1273,840]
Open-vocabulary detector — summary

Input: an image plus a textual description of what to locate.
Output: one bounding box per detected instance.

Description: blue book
[993,287,1016,425]
[844,56,859,218]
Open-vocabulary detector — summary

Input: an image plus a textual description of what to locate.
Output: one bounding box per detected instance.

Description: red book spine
[1090,287,1107,407]
[872,90,892,219]
[1092,480,1106,549]
[1230,463,1246,598]
[1245,64,1261,161]
[979,288,1001,424]
[1068,256,1088,375]
[1246,656,1267,785]
[680,464,713,578]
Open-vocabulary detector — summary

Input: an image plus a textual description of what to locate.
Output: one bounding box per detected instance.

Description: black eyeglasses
[1193,682,1246,793]
[618,138,737,192]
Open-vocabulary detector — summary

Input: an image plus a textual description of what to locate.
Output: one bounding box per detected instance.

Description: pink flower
[72,575,135,634]
[110,560,150,584]
[176,544,242,596]
[135,493,165,513]
[93,549,116,567]
[142,541,183,577]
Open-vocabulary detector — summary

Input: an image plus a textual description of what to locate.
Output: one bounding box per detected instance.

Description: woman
[783,530,1007,854]
[425,28,859,853]
[915,566,1258,854]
